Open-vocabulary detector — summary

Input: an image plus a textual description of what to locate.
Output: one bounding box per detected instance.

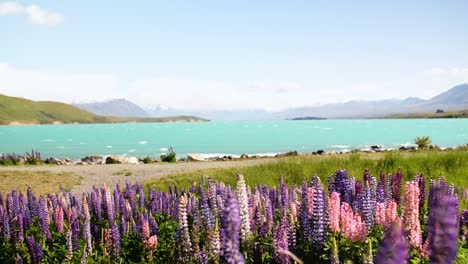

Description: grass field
[145,149,468,192]
[0,170,81,195]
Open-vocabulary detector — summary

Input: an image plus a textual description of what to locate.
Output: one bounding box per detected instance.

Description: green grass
[0,94,208,125]
[145,149,468,192]
[112,169,134,176]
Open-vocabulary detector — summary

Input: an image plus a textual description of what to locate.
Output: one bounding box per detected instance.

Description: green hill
[0,94,208,125]
[386,109,468,119]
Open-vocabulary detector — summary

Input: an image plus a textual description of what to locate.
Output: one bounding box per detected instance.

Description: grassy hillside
[386,109,468,119]
[0,94,208,125]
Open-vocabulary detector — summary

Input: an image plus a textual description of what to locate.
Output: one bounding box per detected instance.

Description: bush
[160,147,176,162]
[415,136,432,149]
[142,156,154,164]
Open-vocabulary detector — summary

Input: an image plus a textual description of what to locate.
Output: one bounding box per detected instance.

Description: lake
[0,119,467,159]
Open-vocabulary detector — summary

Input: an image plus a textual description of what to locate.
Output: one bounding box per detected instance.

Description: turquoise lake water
[0,119,467,158]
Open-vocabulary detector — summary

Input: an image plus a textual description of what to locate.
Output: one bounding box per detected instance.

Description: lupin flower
[329,192,341,233]
[374,222,409,264]
[333,170,352,204]
[273,216,290,264]
[111,223,121,261]
[53,206,64,233]
[145,235,158,252]
[26,236,44,264]
[312,186,327,248]
[38,196,51,241]
[392,169,403,204]
[176,194,192,261]
[386,199,399,226]
[428,188,459,264]
[362,184,375,230]
[141,216,150,240]
[83,196,93,254]
[236,174,252,242]
[403,181,421,248]
[222,191,245,264]
[375,202,386,226]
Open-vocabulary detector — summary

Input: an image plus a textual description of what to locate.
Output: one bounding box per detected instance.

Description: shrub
[160,147,176,163]
[142,156,154,164]
[415,136,432,149]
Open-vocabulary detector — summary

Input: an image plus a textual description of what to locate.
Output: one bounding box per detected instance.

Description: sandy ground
[0,159,274,193]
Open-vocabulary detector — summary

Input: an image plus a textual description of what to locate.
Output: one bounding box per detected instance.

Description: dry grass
[0,170,81,195]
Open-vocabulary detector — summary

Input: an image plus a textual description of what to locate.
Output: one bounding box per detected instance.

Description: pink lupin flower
[53,206,64,233]
[421,233,431,258]
[142,216,150,239]
[351,213,367,242]
[386,199,399,227]
[329,192,340,233]
[340,202,367,242]
[340,202,354,239]
[403,181,421,248]
[375,202,386,226]
[146,235,158,251]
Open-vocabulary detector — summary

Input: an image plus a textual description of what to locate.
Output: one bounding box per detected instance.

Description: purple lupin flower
[416,174,426,214]
[362,184,375,230]
[27,187,37,218]
[26,236,44,264]
[374,222,409,264]
[200,186,213,228]
[392,169,403,204]
[111,223,121,261]
[16,213,24,243]
[353,180,363,212]
[385,173,393,204]
[38,196,51,241]
[91,190,102,220]
[273,216,291,264]
[299,182,312,240]
[428,187,459,264]
[2,211,11,239]
[312,185,327,249]
[333,170,352,205]
[221,192,245,264]
[104,185,115,225]
[376,181,386,203]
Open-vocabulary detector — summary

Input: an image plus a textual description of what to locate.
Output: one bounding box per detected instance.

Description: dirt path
[0,159,275,193]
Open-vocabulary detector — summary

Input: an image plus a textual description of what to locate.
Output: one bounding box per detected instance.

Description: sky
[1,0,468,111]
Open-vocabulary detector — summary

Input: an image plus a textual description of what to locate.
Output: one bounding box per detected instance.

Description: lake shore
[1,147,467,195]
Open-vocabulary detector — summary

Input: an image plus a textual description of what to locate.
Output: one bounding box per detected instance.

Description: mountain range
[74,84,468,120]
[0,94,208,125]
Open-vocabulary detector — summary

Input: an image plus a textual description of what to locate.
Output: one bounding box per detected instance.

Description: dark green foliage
[161,147,177,163]
[142,156,154,164]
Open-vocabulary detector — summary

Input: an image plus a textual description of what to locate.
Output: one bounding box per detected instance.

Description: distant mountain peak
[73,99,149,117]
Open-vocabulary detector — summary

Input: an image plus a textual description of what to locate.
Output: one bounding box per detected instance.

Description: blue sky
[1,0,467,110]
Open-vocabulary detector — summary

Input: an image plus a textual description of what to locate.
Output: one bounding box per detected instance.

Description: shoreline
[1,148,466,195]
[1,144,467,166]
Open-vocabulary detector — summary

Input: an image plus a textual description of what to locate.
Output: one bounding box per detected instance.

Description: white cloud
[0,1,22,15]
[0,63,122,103]
[0,1,63,26]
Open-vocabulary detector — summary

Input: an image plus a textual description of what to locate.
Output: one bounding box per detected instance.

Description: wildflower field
[1,168,467,263]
